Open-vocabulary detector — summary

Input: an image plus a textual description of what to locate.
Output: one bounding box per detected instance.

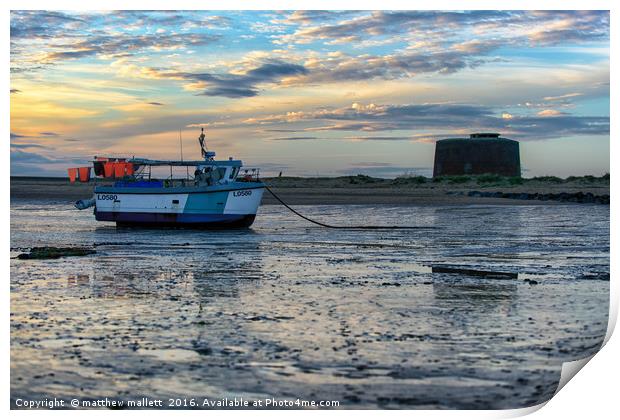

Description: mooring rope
[264,185,434,230]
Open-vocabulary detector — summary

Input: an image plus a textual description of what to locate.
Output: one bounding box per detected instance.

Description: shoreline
[10,176,610,206]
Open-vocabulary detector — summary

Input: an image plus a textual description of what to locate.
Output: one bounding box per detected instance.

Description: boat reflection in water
[76,238,267,303]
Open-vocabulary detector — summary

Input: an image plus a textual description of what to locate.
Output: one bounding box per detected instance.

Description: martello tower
[433,133,520,177]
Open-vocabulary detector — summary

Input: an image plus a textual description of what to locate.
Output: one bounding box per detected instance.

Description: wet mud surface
[11,201,609,409]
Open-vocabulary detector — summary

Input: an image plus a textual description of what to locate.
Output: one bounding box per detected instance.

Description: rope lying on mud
[264,185,435,230]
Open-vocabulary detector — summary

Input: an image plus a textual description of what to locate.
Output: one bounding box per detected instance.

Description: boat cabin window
[230,167,240,179]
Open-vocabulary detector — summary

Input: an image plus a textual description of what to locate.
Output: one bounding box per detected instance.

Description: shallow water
[10,201,609,409]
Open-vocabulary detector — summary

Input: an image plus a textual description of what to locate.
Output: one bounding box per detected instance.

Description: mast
[179,128,184,162]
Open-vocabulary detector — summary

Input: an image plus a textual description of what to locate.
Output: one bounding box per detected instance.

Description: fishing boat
[72,129,265,228]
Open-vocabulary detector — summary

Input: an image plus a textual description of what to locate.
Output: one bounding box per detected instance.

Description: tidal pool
[10,201,609,409]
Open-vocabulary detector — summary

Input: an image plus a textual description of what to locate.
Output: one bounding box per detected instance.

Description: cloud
[269,136,319,141]
[10,11,230,41]
[109,11,231,30]
[243,102,609,140]
[292,47,498,84]
[308,123,382,132]
[10,143,46,149]
[526,13,609,44]
[11,10,610,92]
[408,133,468,144]
[10,11,225,73]
[10,147,92,176]
[279,11,361,26]
[343,136,412,141]
[119,60,308,98]
[10,89,21,94]
[10,149,54,163]
[504,115,609,138]
[147,102,164,106]
[41,33,221,63]
[11,132,59,139]
[543,93,583,101]
[265,11,609,86]
[536,109,565,117]
[170,61,309,98]
[275,10,608,46]
[249,103,494,127]
[10,134,72,155]
[10,11,85,39]
[261,128,299,133]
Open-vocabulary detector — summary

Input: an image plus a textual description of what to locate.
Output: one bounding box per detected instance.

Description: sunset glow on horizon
[10,10,610,178]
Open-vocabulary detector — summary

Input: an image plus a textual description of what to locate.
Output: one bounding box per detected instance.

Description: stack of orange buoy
[69,157,135,183]
[92,157,135,179]
[67,168,78,183]
[78,167,91,182]
[109,162,133,178]
[67,167,91,183]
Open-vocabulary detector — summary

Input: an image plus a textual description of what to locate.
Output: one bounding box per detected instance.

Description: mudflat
[10,175,610,205]
[10,201,609,408]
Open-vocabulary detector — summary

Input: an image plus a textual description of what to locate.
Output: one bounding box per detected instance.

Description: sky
[9,10,610,178]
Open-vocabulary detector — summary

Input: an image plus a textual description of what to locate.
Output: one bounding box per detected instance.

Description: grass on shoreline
[263,173,609,188]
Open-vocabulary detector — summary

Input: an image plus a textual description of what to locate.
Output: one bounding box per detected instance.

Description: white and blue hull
[93,182,264,228]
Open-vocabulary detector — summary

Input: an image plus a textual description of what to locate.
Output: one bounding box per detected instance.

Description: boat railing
[236,168,260,182]
[162,179,195,188]
[111,171,261,189]
[83,159,262,188]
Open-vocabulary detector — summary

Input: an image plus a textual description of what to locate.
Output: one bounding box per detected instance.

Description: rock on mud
[17,247,96,260]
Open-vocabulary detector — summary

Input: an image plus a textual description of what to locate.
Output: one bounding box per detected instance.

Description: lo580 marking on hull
[97,194,118,200]
[232,190,252,197]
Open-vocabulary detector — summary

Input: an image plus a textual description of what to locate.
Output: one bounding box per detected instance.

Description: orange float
[67,168,78,183]
[78,167,91,182]
[114,162,126,178]
[103,162,115,177]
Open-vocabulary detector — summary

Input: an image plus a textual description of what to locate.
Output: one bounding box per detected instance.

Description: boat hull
[98,212,256,229]
[93,183,264,229]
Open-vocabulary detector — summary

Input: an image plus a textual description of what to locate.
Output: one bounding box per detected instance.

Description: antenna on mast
[179,128,184,162]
